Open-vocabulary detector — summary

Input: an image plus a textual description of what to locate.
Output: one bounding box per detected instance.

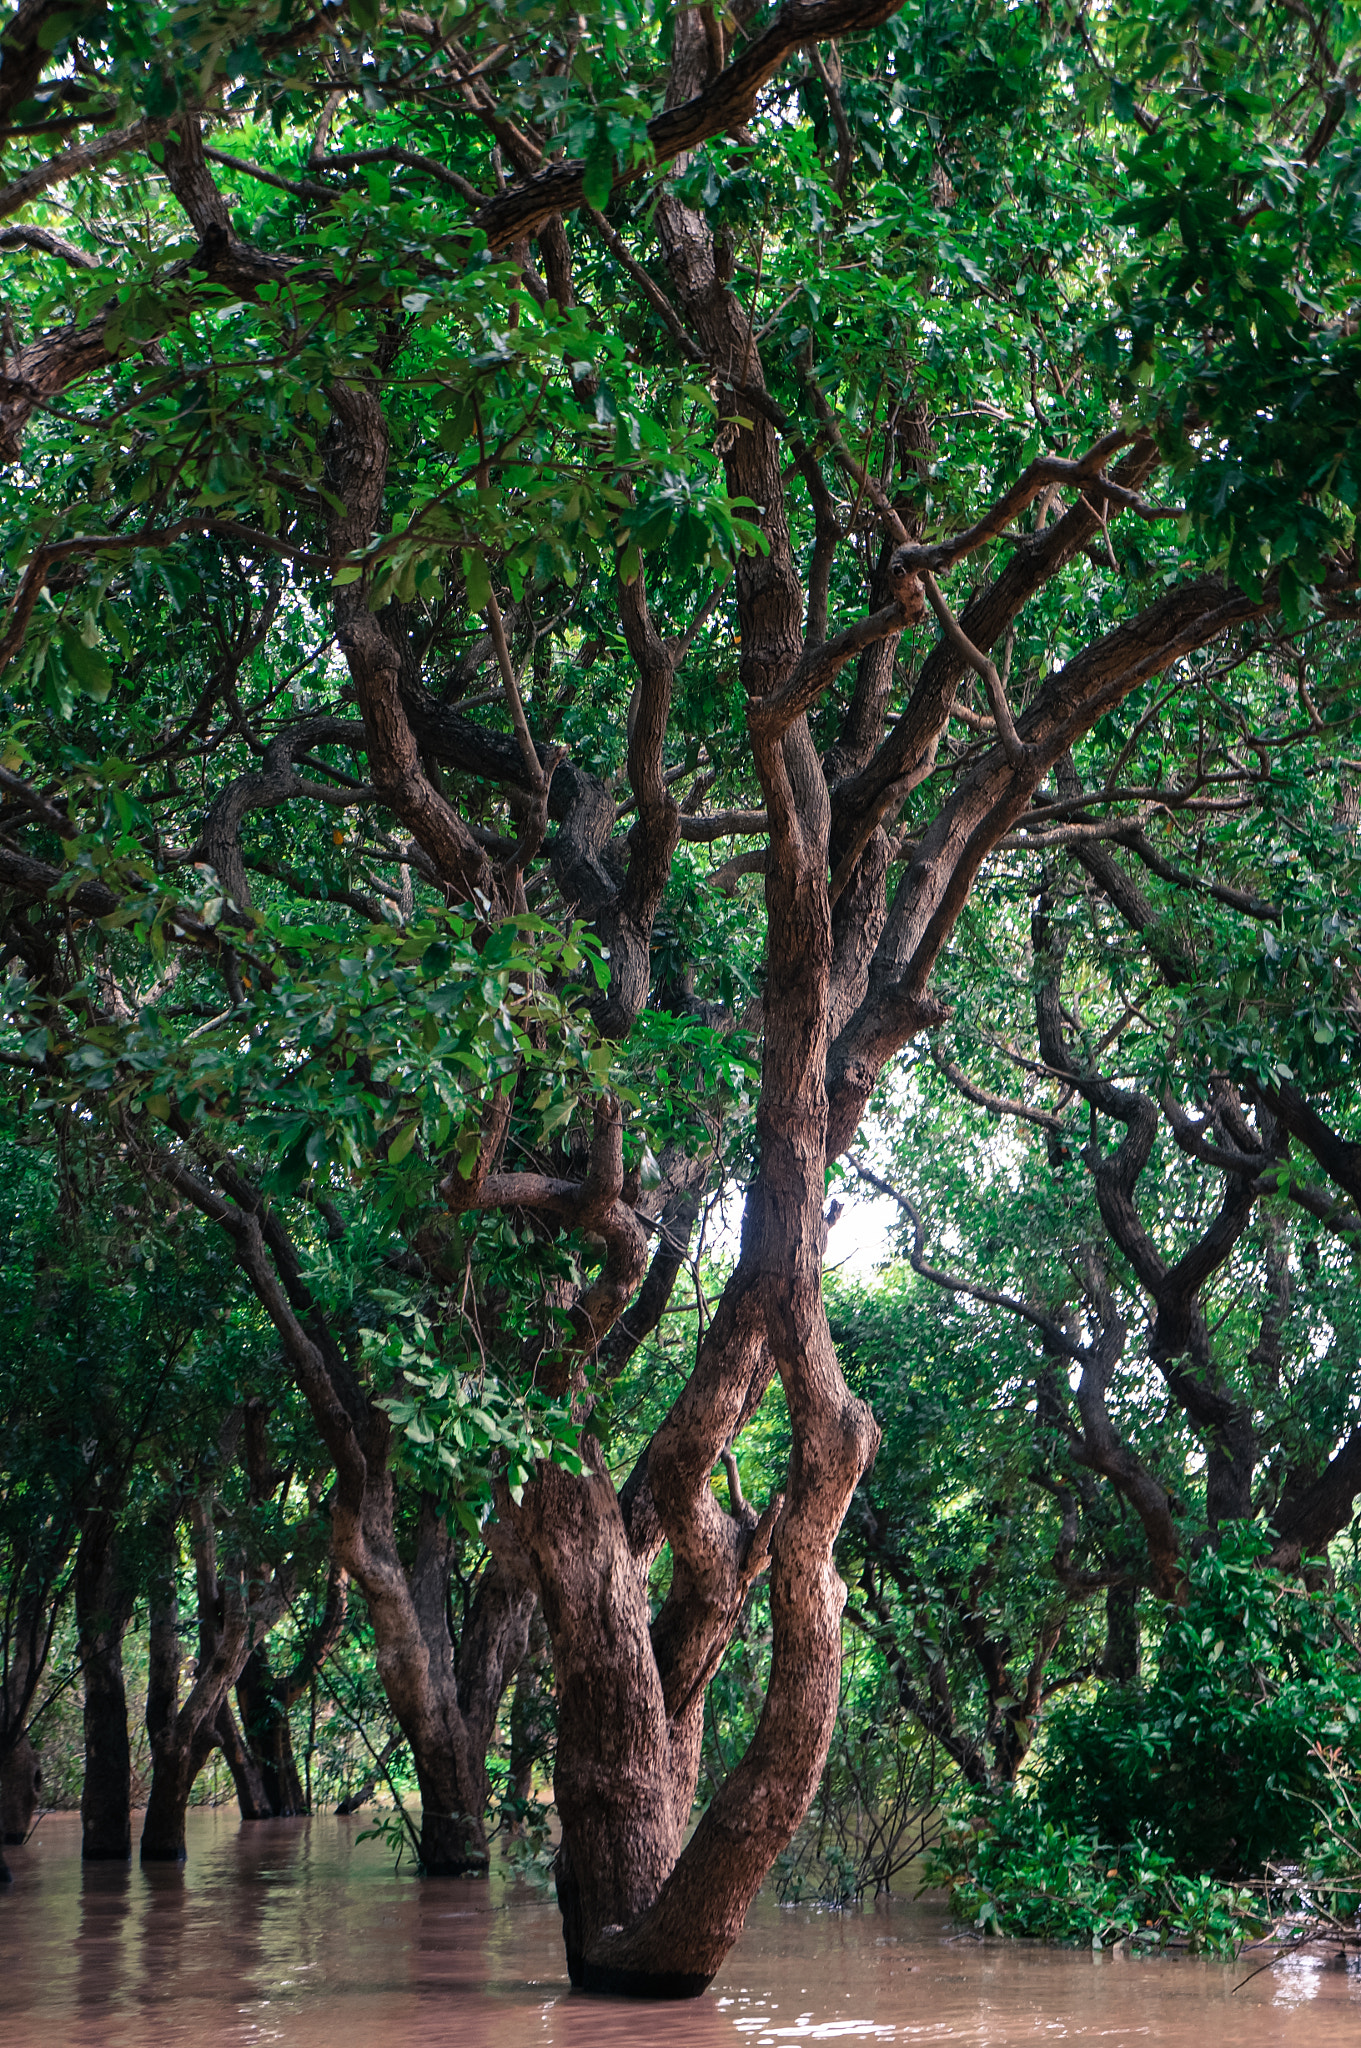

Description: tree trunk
[75,1511,135,1861]
[215,1696,274,1820]
[235,1643,306,1816]
[162,1188,546,1874]
[507,1608,551,1820]
[0,1732,41,1845]
[140,1718,221,1862]
[390,1495,538,1873]
[494,154,881,1993]
[456,1551,538,1819]
[518,1454,699,1990]
[1,1586,47,1846]
[1101,1585,1140,1683]
[140,1493,252,1863]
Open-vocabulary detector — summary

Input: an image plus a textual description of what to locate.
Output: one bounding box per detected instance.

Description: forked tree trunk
[368,1494,535,1873]
[235,1644,306,1816]
[141,1719,222,1861]
[497,105,880,1987]
[215,1696,274,1819]
[231,1557,350,1819]
[141,1497,252,1863]
[75,1510,135,1860]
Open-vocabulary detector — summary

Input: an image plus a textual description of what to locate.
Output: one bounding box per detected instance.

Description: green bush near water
[930,1531,1361,1952]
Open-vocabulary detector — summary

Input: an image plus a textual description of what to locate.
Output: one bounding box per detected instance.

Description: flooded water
[2,1812,1359,2046]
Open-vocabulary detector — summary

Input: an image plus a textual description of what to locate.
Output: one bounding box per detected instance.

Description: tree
[2,0,1360,1991]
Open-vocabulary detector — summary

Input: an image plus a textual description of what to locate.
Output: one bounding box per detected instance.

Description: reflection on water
[2,1812,1358,2046]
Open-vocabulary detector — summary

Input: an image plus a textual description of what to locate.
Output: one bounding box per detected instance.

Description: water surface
[3,1812,1358,2045]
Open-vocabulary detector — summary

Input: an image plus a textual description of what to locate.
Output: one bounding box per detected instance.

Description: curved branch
[471,0,910,248]
[847,1155,1081,1358]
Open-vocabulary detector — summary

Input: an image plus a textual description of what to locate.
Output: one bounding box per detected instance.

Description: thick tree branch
[472,0,909,247]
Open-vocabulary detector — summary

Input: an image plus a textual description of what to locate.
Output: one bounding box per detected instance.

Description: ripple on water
[1,1812,1358,2048]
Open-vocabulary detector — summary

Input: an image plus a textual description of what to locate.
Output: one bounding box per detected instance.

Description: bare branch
[847,1156,1081,1358]
[0,225,97,267]
[0,117,167,222]
[929,1040,1067,1133]
[473,0,911,246]
[678,809,767,842]
[922,570,1025,766]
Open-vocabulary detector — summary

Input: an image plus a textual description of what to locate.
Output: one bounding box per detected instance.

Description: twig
[485,586,544,793]
[922,571,1026,766]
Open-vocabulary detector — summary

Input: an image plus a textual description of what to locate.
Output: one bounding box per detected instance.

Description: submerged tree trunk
[140,1495,252,1863]
[145,966,544,1872]
[1,1588,48,1852]
[371,1496,536,1874]
[232,1559,350,1819]
[75,1509,135,1861]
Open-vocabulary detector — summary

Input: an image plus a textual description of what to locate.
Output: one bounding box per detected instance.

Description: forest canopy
[2,0,1361,1991]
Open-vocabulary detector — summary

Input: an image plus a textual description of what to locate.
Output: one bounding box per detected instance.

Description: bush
[929,1529,1361,1951]
[931,1798,1269,1952]
[1038,1529,1361,1875]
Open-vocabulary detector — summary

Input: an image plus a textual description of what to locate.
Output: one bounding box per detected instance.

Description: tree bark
[507,1607,551,1818]
[0,1733,40,1845]
[214,1695,274,1820]
[75,1510,135,1861]
[483,157,880,1995]
[140,1493,252,1863]
[235,1643,307,1817]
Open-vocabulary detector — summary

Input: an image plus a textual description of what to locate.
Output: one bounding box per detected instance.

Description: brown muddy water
[3,1811,1359,2046]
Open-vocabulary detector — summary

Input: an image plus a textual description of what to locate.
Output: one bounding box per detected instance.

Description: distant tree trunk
[214,1696,273,1819]
[1101,1585,1141,1683]
[144,1513,181,1760]
[230,1559,349,1818]
[507,1608,551,1821]
[0,1733,41,1845]
[456,1549,539,1824]
[235,1643,306,1816]
[1,1587,48,1851]
[147,1166,542,1872]
[141,1494,251,1863]
[75,1509,135,1861]
[381,1496,535,1873]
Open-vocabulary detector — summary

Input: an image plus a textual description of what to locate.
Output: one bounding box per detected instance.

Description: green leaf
[59,630,112,701]
[387,1120,418,1163]
[582,142,615,211]
[462,548,491,613]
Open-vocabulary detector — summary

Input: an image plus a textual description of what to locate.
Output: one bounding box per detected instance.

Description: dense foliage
[932,1533,1361,1951]
[2,0,1361,1986]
